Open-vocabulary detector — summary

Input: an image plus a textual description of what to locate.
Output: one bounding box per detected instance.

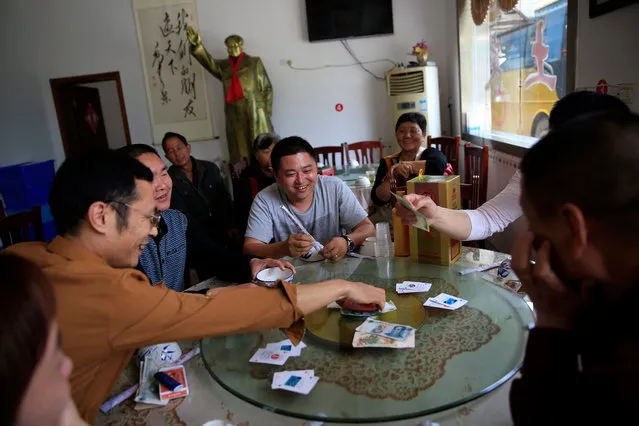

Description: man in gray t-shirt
[243,137,375,261]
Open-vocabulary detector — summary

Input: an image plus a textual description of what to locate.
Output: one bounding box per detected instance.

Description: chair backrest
[228,157,250,180]
[427,135,460,173]
[463,143,489,209]
[314,146,344,169]
[348,141,383,165]
[0,206,44,248]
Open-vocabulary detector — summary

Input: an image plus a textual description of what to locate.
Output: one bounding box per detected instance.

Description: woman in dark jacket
[371,112,447,206]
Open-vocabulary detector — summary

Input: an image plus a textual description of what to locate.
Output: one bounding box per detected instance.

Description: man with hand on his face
[120,144,293,290]
[243,136,376,261]
[509,111,639,425]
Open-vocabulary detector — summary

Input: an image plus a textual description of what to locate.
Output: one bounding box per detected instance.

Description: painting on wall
[132,0,215,144]
[589,0,638,18]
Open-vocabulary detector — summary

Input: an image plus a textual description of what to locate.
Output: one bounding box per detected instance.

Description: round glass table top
[201,248,534,423]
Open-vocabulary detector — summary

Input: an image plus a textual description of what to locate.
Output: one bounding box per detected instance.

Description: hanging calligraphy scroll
[133,0,214,144]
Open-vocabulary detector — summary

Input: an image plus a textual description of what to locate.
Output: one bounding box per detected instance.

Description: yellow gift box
[406,175,462,266]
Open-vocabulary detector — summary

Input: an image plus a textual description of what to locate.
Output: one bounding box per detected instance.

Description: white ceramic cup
[255,267,295,286]
[356,176,371,187]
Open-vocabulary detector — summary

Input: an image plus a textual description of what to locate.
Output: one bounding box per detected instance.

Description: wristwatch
[341,235,355,253]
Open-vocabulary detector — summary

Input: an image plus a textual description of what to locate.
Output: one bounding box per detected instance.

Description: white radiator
[486,149,520,199]
[485,149,527,253]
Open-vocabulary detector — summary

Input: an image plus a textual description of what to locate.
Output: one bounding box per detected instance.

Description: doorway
[50,71,132,158]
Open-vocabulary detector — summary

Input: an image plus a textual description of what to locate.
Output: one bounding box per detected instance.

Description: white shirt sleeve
[464,170,523,241]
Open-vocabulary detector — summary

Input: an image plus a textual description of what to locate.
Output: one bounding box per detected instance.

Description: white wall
[0,1,54,167]
[81,81,128,150]
[575,1,639,111]
[1,0,456,169]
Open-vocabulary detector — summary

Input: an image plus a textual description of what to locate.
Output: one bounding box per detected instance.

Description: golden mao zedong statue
[186,25,274,163]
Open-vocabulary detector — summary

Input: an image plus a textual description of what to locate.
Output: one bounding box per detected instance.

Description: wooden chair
[0,206,44,248]
[427,135,460,174]
[460,183,473,209]
[348,141,383,165]
[314,146,344,169]
[463,143,489,208]
[462,144,489,248]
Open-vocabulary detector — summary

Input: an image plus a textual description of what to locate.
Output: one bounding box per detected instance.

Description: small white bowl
[356,176,371,187]
[255,267,295,286]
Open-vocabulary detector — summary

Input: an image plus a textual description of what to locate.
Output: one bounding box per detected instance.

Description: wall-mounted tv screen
[305,0,394,42]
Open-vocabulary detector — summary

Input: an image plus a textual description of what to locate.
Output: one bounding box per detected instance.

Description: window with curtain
[459,0,570,148]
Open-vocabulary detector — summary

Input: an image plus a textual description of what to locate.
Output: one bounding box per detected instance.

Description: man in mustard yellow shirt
[7,150,384,422]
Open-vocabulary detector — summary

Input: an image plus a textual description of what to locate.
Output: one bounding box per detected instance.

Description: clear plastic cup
[375,222,392,257]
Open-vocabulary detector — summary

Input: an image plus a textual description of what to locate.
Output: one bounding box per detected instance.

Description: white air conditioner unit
[386,65,441,147]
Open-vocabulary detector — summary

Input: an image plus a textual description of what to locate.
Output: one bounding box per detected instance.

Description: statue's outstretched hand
[186,25,200,46]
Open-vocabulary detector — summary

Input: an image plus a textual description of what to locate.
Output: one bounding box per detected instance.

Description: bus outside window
[489,0,568,138]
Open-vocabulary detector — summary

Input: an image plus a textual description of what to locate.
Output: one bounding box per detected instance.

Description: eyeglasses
[108,200,161,228]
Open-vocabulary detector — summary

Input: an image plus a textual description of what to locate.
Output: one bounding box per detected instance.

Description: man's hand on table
[321,237,348,261]
[336,279,386,311]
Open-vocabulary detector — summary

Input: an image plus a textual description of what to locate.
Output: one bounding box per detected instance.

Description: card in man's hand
[390,192,430,232]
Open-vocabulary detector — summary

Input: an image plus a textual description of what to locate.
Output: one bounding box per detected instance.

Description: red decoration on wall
[335,103,343,112]
[84,103,100,134]
[596,79,608,94]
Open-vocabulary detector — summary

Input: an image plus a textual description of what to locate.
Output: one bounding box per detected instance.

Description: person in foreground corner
[5,149,385,422]
[0,254,88,426]
[243,136,376,261]
[509,111,639,425]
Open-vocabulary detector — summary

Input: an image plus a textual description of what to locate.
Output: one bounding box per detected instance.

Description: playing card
[390,192,430,232]
[352,331,415,348]
[272,371,319,395]
[265,340,307,357]
[380,300,397,313]
[249,348,290,365]
[355,318,415,341]
[396,281,432,294]
[327,301,341,309]
[272,370,315,388]
[427,293,468,310]
[340,309,380,317]
[423,299,455,310]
